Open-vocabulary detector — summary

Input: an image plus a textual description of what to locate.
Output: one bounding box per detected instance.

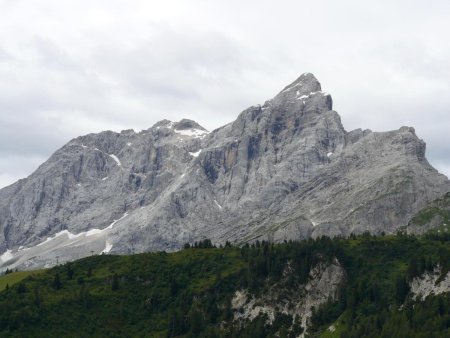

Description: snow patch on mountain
[174,128,209,138]
[0,212,131,272]
[102,242,113,254]
[189,150,202,157]
[109,154,121,166]
[106,212,129,229]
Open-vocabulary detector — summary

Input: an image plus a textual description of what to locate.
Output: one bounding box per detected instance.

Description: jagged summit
[152,119,172,128]
[173,119,207,131]
[260,72,333,114]
[279,72,322,95]
[152,118,207,133]
[1,73,449,270]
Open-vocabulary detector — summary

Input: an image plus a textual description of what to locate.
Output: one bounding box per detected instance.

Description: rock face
[410,266,450,301]
[1,73,449,270]
[231,258,345,337]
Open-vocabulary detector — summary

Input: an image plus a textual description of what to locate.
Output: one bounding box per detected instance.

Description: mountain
[1,73,449,270]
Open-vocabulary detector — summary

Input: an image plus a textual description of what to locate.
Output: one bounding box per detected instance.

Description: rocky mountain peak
[278,72,322,96]
[152,119,172,128]
[151,118,208,136]
[258,72,333,117]
[173,119,206,131]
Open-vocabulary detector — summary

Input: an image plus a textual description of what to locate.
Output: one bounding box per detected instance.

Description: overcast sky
[0,0,449,188]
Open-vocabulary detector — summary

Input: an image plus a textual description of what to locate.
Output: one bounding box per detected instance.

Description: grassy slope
[0,270,45,291]
[410,192,450,227]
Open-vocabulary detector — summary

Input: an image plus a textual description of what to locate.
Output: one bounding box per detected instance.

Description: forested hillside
[0,233,449,338]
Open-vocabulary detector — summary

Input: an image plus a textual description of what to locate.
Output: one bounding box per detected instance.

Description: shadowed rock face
[1,73,449,269]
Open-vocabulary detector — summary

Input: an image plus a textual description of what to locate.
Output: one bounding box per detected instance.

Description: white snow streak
[189,150,202,157]
[214,200,223,209]
[109,154,121,166]
[102,242,113,254]
[34,212,129,247]
[296,91,328,101]
[174,128,209,138]
[86,228,103,236]
[37,230,82,247]
[327,152,333,157]
[105,212,129,230]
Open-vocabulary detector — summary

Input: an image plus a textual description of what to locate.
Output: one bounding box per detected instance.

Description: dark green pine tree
[395,275,409,304]
[189,307,203,336]
[52,273,62,290]
[111,273,119,291]
[66,263,74,280]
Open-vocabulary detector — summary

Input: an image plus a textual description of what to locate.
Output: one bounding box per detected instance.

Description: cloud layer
[1,0,449,188]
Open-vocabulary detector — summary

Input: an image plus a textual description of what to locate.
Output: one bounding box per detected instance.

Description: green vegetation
[0,234,449,337]
[0,270,44,292]
[410,192,450,226]
[411,206,450,226]
[308,233,450,337]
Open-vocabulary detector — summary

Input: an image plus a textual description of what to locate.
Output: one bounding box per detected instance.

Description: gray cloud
[0,0,449,188]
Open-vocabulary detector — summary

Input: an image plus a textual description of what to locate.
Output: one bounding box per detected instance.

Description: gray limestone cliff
[1,73,449,270]
[231,258,345,337]
[410,265,450,301]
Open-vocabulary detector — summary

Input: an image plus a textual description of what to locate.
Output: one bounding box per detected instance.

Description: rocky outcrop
[231,258,345,337]
[1,73,449,270]
[410,266,450,301]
